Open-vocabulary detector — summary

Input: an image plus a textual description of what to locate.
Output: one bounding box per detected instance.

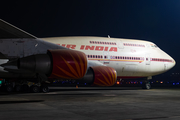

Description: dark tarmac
[1,87,180,120]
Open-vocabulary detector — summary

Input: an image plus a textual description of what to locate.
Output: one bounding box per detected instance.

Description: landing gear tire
[6,85,13,92]
[30,85,40,93]
[142,82,151,89]
[41,85,49,93]
[15,85,21,92]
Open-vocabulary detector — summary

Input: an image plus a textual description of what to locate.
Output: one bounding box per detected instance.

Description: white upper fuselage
[42,36,176,79]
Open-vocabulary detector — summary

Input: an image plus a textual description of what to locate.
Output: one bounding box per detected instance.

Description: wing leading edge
[0,19,37,39]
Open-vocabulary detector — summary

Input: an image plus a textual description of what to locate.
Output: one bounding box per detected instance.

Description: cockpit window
[150,44,158,48]
[154,45,158,48]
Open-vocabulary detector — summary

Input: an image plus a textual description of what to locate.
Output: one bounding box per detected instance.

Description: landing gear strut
[0,75,50,93]
[36,73,49,93]
[142,76,152,89]
[142,81,151,89]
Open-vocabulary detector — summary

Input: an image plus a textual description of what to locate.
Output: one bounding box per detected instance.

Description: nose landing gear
[142,81,151,89]
[142,76,152,89]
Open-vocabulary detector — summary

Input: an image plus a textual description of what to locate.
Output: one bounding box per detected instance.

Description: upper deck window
[154,45,158,48]
[123,43,145,47]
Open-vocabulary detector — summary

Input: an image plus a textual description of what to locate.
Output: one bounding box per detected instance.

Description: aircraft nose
[171,57,176,69]
[166,56,176,71]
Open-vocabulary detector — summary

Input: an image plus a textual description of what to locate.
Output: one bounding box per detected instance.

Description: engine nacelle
[48,49,87,79]
[91,66,117,86]
[18,49,88,79]
[79,66,117,86]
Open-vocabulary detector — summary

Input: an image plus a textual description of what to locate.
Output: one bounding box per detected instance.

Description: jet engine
[79,66,117,86]
[18,49,117,86]
[18,49,88,79]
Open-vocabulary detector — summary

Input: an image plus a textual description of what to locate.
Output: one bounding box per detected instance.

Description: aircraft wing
[0,19,36,39]
[0,19,117,87]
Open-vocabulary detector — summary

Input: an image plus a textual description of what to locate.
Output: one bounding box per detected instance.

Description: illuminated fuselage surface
[42,37,175,79]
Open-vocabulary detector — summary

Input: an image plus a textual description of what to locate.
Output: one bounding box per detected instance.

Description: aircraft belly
[0,40,24,58]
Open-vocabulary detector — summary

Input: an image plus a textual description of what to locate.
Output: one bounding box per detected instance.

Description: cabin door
[145,54,151,65]
[117,40,124,49]
[103,51,110,64]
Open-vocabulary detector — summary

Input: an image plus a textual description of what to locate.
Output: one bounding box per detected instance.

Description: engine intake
[18,49,88,79]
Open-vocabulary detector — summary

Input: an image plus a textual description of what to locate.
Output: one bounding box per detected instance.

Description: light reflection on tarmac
[1,87,180,120]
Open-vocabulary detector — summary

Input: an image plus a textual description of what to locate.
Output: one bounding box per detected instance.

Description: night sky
[1,0,180,73]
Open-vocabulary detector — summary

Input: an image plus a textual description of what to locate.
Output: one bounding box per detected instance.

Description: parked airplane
[0,19,176,92]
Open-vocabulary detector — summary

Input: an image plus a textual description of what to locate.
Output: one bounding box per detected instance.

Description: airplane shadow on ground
[0,87,142,95]
[49,87,142,92]
[0,100,44,104]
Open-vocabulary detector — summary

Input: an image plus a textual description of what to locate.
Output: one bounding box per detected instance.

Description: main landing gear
[0,78,50,93]
[24,73,50,93]
[1,82,49,93]
[30,84,49,93]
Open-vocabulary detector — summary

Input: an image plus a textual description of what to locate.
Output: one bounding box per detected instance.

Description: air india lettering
[57,44,117,52]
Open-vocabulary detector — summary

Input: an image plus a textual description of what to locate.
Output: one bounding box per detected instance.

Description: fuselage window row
[89,41,116,45]
[151,58,173,62]
[87,55,143,60]
[87,55,173,63]
[89,41,145,48]
[123,43,145,47]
